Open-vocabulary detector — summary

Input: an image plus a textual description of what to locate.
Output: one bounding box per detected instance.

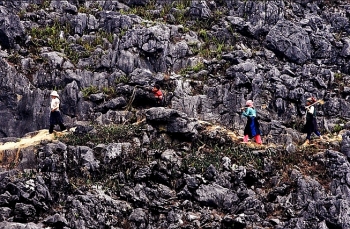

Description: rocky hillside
[1,0,350,228]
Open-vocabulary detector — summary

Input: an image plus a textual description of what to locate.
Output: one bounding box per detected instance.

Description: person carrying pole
[241,100,262,144]
[303,97,322,144]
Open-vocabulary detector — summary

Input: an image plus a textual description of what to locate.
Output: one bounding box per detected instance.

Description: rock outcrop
[0,0,349,228]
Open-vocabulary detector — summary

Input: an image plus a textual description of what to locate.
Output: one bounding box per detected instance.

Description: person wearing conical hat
[241,100,262,144]
[49,90,66,134]
[303,97,322,144]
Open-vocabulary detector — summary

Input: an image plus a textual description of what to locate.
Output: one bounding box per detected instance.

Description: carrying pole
[305,99,324,109]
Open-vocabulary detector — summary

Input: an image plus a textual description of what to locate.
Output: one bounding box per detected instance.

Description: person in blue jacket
[241,100,262,144]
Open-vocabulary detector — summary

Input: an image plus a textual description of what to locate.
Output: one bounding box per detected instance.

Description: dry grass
[0,129,68,169]
[198,121,339,190]
[0,129,67,152]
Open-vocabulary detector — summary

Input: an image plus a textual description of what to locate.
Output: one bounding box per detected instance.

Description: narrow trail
[199,120,269,149]
[0,121,343,162]
[198,120,343,150]
[0,129,69,170]
[0,129,67,152]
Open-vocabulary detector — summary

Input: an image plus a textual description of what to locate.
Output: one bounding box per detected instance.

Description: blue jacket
[242,107,256,117]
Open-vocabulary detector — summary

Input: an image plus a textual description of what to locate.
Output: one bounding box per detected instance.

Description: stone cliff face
[1,0,350,228]
[0,0,349,141]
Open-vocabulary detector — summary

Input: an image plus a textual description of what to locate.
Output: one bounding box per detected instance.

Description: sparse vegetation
[332,119,346,133]
[78,2,102,15]
[118,0,219,27]
[120,0,157,21]
[179,62,205,76]
[28,19,113,66]
[334,72,343,81]
[181,132,331,188]
[7,52,22,65]
[192,35,234,59]
[58,121,332,190]
[332,124,343,133]
[81,85,99,98]
[115,75,130,84]
[2,0,349,227]
[182,141,262,173]
[58,124,144,146]
[102,86,116,98]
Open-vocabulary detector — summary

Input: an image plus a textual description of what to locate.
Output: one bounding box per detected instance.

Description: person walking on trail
[151,84,164,107]
[241,100,262,144]
[49,91,66,134]
[303,97,322,144]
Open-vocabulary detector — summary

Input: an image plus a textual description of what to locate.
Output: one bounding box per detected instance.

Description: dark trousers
[49,111,66,133]
[304,118,320,140]
[152,98,163,107]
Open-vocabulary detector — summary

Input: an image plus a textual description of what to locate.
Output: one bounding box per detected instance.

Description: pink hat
[245,100,254,107]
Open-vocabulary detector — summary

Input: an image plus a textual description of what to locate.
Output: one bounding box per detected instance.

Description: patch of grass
[198,29,208,42]
[78,2,102,15]
[25,0,51,12]
[119,28,128,38]
[98,30,114,44]
[58,124,144,146]
[102,86,116,98]
[64,46,86,64]
[181,130,331,188]
[78,6,92,14]
[119,0,191,25]
[120,0,157,21]
[42,0,51,9]
[179,62,205,76]
[63,129,175,191]
[29,19,113,66]
[192,35,234,59]
[30,20,71,50]
[332,123,343,133]
[26,3,40,12]
[18,9,27,19]
[115,75,129,84]
[182,140,263,173]
[81,85,99,98]
[76,34,108,52]
[7,52,22,65]
[334,72,342,80]
[173,0,191,10]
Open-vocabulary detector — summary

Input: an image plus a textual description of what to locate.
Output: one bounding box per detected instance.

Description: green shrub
[332,124,343,133]
[179,62,205,76]
[7,53,21,65]
[115,75,129,84]
[82,86,99,98]
[102,86,116,97]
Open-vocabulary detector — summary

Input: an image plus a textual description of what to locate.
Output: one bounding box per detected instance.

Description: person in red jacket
[151,84,164,106]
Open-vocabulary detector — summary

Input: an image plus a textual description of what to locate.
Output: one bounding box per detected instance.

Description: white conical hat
[50,91,59,97]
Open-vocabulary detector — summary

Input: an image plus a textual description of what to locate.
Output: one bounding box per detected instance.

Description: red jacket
[153,89,163,99]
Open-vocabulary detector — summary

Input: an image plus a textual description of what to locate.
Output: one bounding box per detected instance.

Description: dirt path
[0,122,343,152]
[0,129,66,151]
[199,120,343,149]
